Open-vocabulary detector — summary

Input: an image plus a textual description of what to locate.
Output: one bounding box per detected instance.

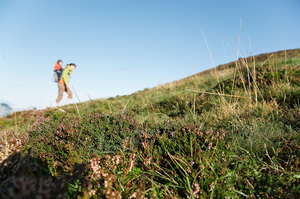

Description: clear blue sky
[0,0,299,110]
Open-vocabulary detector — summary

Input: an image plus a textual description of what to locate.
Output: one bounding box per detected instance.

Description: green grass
[1,49,300,198]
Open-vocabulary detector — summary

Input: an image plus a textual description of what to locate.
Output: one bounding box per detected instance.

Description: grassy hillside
[1,48,300,198]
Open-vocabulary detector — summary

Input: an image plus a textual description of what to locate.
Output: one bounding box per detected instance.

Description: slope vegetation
[1,49,300,198]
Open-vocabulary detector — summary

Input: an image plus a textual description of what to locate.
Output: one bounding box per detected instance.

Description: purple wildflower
[171,132,175,136]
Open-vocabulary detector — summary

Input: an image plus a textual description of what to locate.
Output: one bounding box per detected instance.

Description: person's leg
[66,98,70,105]
[56,83,65,107]
[66,87,73,105]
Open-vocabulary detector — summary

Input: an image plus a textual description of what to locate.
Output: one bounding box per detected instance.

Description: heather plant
[87,149,143,198]
[26,112,142,177]
[0,134,67,198]
[0,49,300,198]
[0,130,26,163]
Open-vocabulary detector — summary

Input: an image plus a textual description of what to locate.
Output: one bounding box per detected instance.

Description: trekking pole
[72,86,81,103]
[72,86,81,118]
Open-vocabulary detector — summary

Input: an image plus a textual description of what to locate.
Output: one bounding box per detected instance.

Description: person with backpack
[54,59,63,81]
[56,63,76,107]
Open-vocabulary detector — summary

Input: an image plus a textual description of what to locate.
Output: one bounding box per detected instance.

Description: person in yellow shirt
[56,63,76,107]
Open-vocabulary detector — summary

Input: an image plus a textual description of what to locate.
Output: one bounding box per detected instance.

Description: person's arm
[61,67,70,87]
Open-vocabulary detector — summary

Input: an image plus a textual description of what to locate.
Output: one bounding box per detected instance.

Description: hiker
[56,63,76,107]
[54,59,63,80]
